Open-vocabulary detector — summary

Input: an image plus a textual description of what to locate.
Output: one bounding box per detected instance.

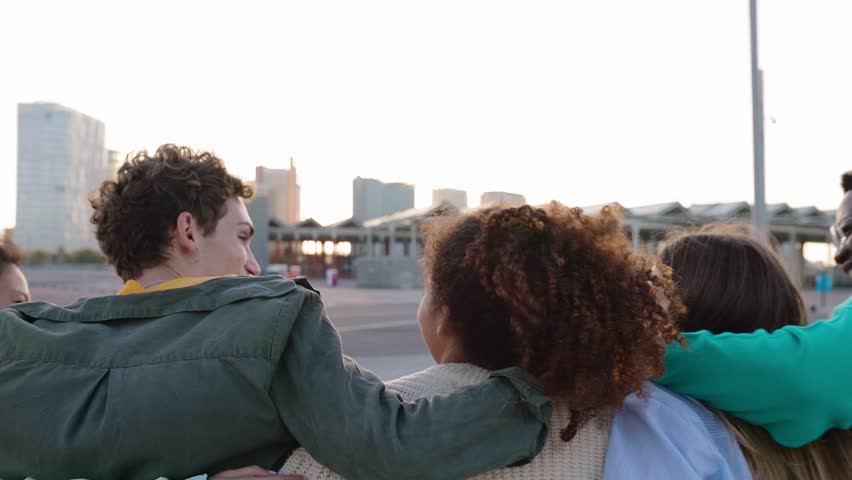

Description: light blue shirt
[604,383,752,480]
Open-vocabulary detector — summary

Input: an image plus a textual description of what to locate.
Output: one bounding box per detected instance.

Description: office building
[16,102,106,251]
[255,158,301,224]
[480,191,526,208]
[353,177,414,221]
[432,188,468,209]
[106,149,121,181]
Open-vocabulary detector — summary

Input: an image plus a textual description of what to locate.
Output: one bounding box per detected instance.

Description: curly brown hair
[421,203,684,441]
[89,144,253,281]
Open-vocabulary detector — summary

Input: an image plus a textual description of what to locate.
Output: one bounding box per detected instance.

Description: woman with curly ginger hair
[284,203,750,479]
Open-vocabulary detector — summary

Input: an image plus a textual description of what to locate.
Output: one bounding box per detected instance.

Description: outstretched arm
[269,287,551,480]
[657,297,852,447]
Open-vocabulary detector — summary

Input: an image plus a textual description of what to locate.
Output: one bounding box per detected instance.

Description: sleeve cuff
[489,367,552,466]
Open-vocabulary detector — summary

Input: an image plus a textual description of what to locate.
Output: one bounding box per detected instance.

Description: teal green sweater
[658,295,852,447]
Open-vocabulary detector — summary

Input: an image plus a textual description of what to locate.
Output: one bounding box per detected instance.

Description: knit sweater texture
[282,363,610,479]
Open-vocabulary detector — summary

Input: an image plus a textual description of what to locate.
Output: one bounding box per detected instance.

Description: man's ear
[173,211,198,253]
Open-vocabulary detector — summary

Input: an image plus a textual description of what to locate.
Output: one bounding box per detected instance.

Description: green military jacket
[0,276,550,480]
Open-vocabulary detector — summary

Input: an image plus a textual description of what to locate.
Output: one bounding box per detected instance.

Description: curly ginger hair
[421,203,684,441]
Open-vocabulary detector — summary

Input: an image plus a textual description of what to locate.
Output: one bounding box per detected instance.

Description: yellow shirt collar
[118,276,221,295]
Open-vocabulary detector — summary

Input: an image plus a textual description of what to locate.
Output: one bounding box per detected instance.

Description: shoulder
[386,363,491,400]
[605,383,751,479]
[618,383,732,444]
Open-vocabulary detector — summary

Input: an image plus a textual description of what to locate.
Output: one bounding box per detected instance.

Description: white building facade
[16,103,106,251]
[432,188,468,209]
[255,158,301,224]
[106,149,121,181]
[353,176,414,222]
[480,191,526,207]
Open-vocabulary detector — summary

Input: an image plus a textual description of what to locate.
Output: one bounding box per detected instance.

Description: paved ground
[21,266,850,379]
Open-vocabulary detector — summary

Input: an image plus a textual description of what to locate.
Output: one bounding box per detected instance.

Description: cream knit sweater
[281,363,611,480]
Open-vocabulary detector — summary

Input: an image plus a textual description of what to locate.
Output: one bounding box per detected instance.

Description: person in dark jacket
[0,145,551,480]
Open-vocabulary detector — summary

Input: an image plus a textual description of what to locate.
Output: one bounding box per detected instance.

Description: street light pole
[750,0,769,240]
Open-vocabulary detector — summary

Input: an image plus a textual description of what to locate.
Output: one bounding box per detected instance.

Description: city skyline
[2,1,851,233]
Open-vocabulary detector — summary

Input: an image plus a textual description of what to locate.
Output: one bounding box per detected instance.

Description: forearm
[657,304,852,447]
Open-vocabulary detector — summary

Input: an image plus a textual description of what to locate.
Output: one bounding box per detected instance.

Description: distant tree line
[21,248,106,265]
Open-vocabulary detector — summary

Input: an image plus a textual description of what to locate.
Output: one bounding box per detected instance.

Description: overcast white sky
[1,1,851,233]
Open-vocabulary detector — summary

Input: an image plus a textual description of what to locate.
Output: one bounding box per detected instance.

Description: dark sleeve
[269,289,551,480]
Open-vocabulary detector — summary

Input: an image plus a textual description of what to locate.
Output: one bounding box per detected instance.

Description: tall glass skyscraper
[16,103,106,251]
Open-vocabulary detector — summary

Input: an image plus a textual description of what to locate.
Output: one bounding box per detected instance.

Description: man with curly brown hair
[0,145,552,480]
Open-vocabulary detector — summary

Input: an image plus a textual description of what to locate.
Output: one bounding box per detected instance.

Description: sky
[1,1,851,233]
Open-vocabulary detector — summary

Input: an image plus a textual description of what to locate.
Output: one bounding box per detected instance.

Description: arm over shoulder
[657,297,852,447]
[268,287,552,480]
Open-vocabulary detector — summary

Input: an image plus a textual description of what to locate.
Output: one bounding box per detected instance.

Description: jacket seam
[266,297,288,389]
[0,354,270,370]
[268,298,292,362]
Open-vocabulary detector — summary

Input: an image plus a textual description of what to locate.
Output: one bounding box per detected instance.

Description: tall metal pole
[750,0,769,240]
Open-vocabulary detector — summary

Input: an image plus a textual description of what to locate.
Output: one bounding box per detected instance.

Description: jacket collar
[9,276,313,323]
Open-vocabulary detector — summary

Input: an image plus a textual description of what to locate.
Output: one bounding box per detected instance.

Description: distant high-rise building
[106,149,121,181]
[353,177,383,222]
[255,158,300,224]
[353,177,414,221]
[244,180,258,200]
[16,103,106,251]
[480,191,526,207]
[432,188,468,209]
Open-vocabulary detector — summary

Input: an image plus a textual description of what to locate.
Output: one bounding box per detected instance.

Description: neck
[132,263,189,287]
[435,338,468,364]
